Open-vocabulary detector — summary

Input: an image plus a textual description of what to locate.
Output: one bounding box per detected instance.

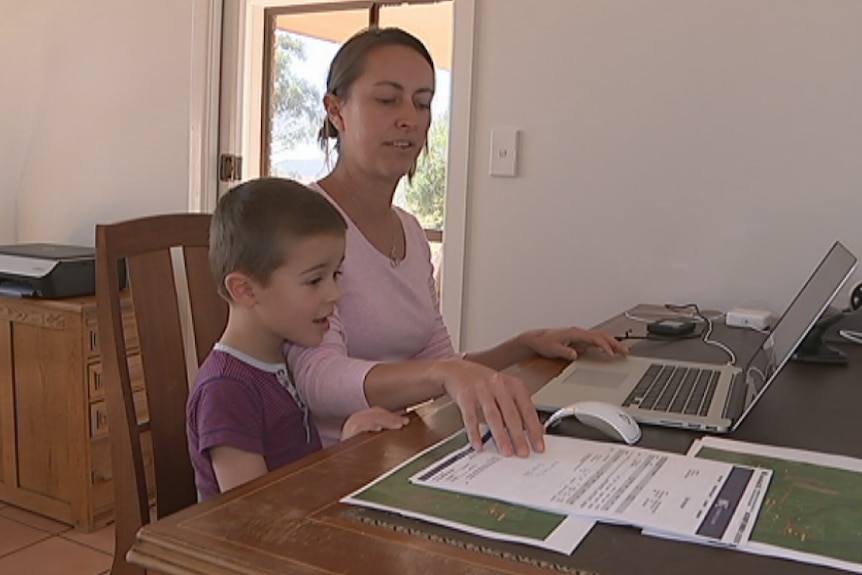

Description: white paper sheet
[410,434,770,546]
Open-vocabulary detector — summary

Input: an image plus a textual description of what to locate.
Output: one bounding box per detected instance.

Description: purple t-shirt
[187,344,322,500]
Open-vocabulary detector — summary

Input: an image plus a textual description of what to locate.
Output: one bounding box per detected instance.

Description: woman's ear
[323,93,344,132]
[224,272,257,307]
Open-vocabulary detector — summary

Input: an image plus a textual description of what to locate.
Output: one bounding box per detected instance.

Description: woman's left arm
[464,327,628,371]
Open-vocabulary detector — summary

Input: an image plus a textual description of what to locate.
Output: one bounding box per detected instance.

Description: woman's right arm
[287,310,377,418]
[287,297,454,417]
[288,313,451,417]
[289,312,545,457]
[365,359,545,457]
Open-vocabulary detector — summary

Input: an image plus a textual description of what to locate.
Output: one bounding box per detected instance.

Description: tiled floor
[0,501,113,575]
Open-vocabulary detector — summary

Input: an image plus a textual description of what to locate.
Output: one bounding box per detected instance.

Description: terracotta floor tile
[0,537,111,575]
[0,506,72,534]
[0,515,51,557]
[62,522,115,555]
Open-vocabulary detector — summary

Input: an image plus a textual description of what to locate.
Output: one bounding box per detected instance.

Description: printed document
[342,431,594,554]
[410,434,771,546]
[680,436,862,573]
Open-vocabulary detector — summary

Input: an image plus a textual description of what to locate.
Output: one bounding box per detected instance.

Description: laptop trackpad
[564,367,629,389]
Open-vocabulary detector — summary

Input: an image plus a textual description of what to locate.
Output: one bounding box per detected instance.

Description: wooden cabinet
[0,294,153,530]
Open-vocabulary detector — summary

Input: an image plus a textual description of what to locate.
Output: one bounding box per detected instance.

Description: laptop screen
[737,241,857,424]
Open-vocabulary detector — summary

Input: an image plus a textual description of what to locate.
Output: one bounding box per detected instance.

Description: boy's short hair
[209,177,347,299]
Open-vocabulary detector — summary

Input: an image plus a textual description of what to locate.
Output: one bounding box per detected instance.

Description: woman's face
[330,45,435,183]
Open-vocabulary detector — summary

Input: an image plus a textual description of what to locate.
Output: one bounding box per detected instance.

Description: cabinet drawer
[89,389,149,438]
[84,305,139,359]
[87,354,144,401]
[91,433,155,514]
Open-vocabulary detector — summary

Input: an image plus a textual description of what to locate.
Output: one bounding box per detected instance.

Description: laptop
[532,241,858,433]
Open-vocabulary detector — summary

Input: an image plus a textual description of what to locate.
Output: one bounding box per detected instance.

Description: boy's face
[251,233,345,347]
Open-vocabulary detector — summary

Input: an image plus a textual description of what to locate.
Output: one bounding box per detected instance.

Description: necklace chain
[389,209,401,267]
[324,177,401,267]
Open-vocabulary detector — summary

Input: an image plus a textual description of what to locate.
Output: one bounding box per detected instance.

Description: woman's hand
[435,360,545,458]
[518,327,629,361]
[341,406,410,441]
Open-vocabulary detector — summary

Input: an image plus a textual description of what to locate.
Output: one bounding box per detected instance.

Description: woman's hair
[318,27,435,178]
[209,177,346,299]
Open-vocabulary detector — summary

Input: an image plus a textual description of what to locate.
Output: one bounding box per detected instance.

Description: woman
[287,27,627,457]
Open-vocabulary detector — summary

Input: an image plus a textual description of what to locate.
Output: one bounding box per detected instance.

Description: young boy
[187,178,408,500]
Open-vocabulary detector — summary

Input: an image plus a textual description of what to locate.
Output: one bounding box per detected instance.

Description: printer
[0,243,97,298]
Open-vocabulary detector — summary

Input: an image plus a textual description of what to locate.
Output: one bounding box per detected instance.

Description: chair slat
[184,245,227,365]
[127,250,197,518]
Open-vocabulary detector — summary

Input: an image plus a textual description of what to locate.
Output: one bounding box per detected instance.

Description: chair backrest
[95,213,227,575]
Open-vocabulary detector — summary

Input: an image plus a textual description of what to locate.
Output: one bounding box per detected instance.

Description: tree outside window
[268,30,449,236]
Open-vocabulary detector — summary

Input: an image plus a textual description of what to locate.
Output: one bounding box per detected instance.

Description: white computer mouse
[544,400,642,445]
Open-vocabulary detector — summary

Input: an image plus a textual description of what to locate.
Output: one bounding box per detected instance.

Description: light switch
[489,128,518,177]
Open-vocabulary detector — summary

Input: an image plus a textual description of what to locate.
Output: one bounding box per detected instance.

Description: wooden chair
[95,214,227,575]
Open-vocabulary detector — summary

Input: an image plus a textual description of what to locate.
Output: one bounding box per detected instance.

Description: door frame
[439,0,474,350]
[188,0,224,214]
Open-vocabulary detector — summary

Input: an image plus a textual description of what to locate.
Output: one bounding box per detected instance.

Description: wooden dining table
[128,307,862,575]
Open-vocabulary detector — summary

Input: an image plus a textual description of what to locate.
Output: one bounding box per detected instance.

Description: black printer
[0,243,97,298]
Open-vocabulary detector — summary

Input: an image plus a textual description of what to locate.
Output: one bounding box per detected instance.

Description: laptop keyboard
[622,363,719,416]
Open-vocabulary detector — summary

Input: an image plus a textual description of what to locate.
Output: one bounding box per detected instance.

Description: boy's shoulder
[194,349,272,391]
[188,351,274,419]
[195,348,233,382]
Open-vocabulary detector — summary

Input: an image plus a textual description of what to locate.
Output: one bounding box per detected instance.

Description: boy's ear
[224,272,257,306]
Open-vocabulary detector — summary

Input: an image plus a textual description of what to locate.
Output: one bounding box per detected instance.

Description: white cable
[747,326,772,334]
[624,311,665,324]
[624,309,723,324]
[701,313,737,366]
[839,329,862,345]
[623,311,659,324]
[625,306,735,364]
[747,366,767,385]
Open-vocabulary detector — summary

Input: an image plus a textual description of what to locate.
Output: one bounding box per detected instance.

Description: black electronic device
[791,307,849,365]
[646,318,697,337]
[0,243,100,298]
[851,282,862,311]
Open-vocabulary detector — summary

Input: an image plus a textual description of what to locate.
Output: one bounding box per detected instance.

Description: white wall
[0,0,206,247]
[454,0,862,350]
[3,0,861,351]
